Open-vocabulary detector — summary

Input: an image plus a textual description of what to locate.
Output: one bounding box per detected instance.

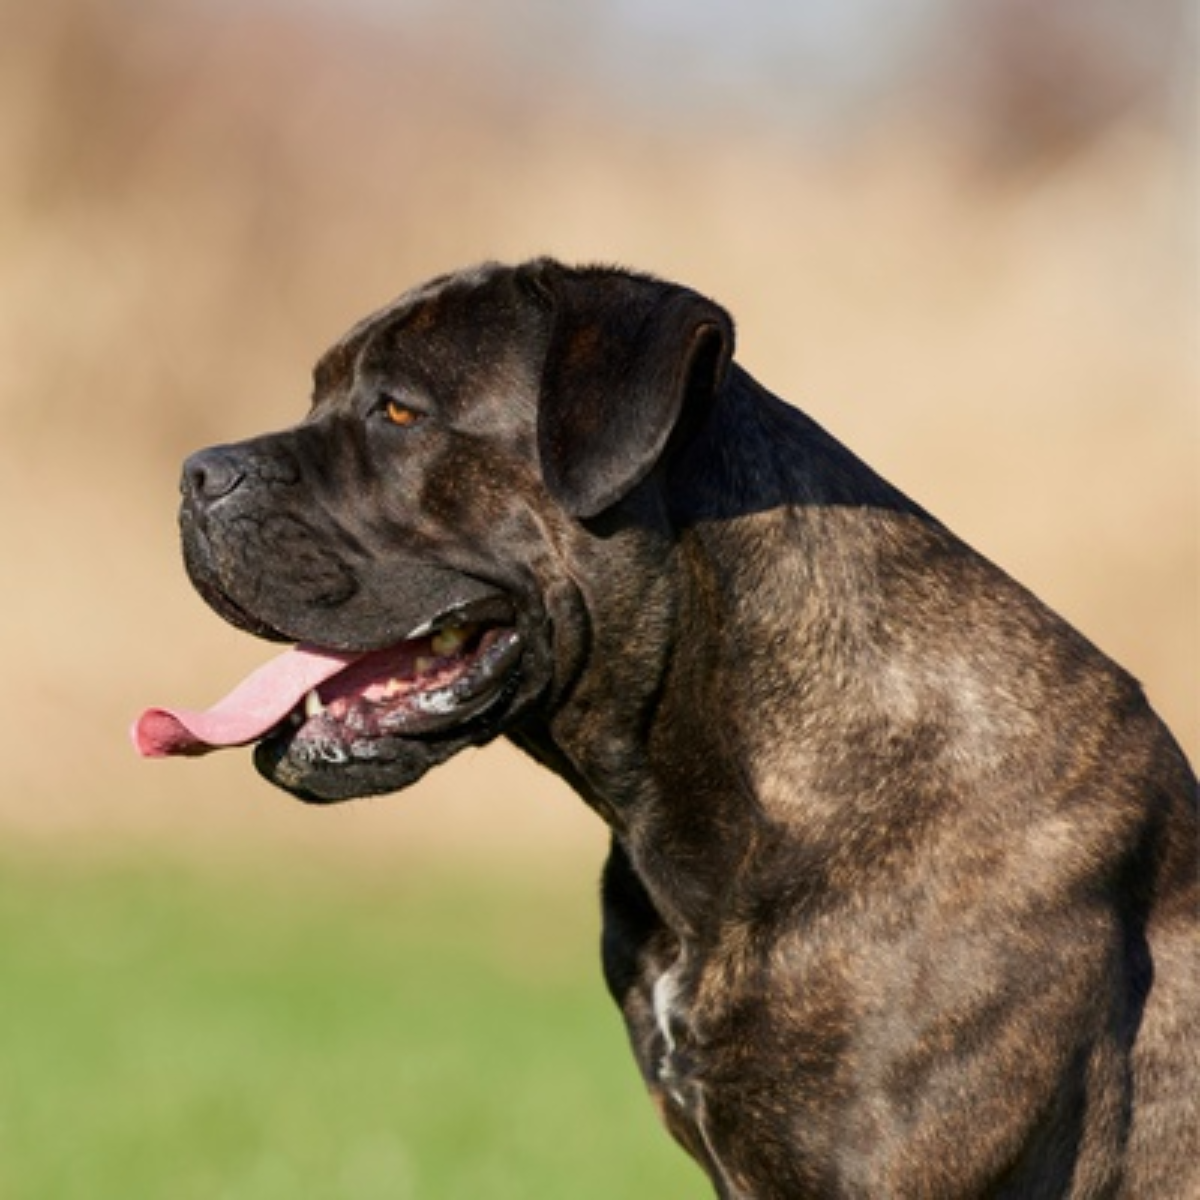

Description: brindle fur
[179,260,1198,1198]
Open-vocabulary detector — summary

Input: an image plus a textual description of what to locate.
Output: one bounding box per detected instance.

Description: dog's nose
[182,446,246,506]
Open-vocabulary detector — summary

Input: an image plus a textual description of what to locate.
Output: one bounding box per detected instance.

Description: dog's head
[145,259,733,802]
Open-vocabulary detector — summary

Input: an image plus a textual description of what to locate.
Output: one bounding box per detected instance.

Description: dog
[135,259,1199,1198]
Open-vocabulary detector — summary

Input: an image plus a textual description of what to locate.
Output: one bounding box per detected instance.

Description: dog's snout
[183,447,246,506]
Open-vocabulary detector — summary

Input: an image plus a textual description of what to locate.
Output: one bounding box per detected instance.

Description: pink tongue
[131,644,362,758]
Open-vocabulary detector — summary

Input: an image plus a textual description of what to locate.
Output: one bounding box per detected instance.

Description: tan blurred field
[1,0,1195,871]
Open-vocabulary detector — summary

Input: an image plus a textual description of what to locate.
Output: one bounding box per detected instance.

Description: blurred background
[1,0,1195,1194]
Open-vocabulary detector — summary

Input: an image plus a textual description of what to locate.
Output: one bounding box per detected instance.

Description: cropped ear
[525,262,734,519]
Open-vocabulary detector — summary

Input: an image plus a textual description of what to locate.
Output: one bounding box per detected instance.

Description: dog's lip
[387,594,517,647]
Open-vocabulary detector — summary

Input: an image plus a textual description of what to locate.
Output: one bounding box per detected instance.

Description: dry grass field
[1,0,1194,866]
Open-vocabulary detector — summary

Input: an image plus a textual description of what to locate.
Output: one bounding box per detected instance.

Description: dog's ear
[524,262,734,519]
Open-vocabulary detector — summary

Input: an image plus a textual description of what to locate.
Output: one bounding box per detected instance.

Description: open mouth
[273,620,523,761]
[132,605,523,764]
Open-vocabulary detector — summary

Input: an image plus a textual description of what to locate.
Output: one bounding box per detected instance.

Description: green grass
[0,851,703,1198]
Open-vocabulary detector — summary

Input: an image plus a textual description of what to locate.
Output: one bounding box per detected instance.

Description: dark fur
[179,259,1198,1197]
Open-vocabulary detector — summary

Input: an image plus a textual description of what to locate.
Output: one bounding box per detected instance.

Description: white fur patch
[652,968,680,1054]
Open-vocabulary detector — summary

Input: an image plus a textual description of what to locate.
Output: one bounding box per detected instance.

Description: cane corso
[135,259,1199,1198]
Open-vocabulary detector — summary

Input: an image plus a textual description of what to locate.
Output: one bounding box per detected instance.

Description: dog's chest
[652,966,684,1079]
[647,962,761,1197]
[648,961,701,1113]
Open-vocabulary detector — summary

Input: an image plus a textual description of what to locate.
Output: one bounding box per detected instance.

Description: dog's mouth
[132,604,523,765]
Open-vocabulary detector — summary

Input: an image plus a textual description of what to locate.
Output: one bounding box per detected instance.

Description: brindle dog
[152,260,1199,1198]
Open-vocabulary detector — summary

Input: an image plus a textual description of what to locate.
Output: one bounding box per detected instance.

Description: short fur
[177,259,1198,1197]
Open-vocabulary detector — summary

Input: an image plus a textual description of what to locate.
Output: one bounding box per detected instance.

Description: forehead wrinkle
[309,262,528,413]
[309,294,434,410]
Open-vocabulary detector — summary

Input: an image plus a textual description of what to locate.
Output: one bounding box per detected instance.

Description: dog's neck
[514,372,964,937]
[515,365,1154,947]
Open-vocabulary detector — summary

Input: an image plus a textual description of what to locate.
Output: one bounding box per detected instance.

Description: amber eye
[383,397,422,427]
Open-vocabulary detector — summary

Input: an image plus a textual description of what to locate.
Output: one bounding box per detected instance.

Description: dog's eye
[381,396,423,428]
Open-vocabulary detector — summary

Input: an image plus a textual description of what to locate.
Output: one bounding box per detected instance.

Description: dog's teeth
[415,656,437,674]
[304,689,325,719]
[431,625,468,656]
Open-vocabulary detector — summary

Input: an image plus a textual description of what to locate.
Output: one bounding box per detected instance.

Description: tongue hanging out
[132,645,363,757]
[131,622,523,760]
